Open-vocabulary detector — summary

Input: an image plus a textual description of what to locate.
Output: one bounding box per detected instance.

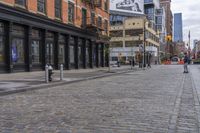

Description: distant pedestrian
[132,58,135,67]
[147,54,151,68]
[183,53,189,73]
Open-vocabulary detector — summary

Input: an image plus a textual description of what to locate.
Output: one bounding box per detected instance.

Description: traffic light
[165,35,172,42]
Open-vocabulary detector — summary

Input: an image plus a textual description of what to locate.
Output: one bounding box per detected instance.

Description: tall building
[160,0,173,36]
[144,0,160,31]
[173,13,183,42]
[155,7,166,43]
[0,0,110,73]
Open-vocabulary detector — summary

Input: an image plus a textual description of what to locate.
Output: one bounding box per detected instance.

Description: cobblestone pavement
[0,65,133,94]
[0,65,199,133]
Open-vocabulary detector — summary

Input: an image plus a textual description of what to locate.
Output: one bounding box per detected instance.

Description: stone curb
[0,69,140,96]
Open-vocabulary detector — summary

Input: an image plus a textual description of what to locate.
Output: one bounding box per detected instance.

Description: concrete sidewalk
[0,65,139,96]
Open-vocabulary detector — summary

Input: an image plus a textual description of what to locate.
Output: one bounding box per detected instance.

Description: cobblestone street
[0,65,200,133]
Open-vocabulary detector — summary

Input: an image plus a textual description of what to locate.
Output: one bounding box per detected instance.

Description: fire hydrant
[48,65,53,81]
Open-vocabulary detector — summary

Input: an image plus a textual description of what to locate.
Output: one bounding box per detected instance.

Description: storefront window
[0,22,4,64]
[31,29,41,64]
[0,36,4,63]
[12,38,24,64]
[70,45,74,65]
[31,40,40,63]
[78,39,83,66]
[0,23,4,32]
[86,41,90,66]
[93,45,96,66]
[58,35,66,64]
[99,45,102,66]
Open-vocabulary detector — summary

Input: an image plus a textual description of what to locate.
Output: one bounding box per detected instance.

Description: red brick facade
[0,0,109,34]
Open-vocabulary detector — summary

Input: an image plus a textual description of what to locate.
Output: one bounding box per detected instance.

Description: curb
[0,69,138,96]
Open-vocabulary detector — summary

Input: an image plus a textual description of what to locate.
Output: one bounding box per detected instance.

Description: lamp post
[143,21,147,68]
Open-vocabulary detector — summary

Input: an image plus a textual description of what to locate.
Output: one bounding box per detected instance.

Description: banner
[110,0,144,14]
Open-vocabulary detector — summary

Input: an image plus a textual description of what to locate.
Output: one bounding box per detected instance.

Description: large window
[104,0,108,12]
[104,20,108,33]
[0,37,4,64]
[55,0,62,18]
[93,45,96,66]
[110,30,123,37]
[91,12,95,25]
[37,0,46,13]
[0,22,5,64]
[31,29,41,64]
[12,38,25,64]
[86,40,90,66]
[82,8,87,27]
[15,0,26,6]
[68,2,74,24]
[58,35,66,64]
[69,37,75,66]
[97,16,102,28]
[12,25,25,64]
[78,39,83,67]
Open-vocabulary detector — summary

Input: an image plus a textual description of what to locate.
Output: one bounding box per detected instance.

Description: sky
[171,0,200,46]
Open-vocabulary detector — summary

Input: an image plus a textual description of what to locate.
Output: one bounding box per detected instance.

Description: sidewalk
[0,65,139,96]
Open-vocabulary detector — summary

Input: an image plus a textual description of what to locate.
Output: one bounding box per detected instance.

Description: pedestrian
[132,57,135,67]
[147,54,151,68]
[183,52,189,73]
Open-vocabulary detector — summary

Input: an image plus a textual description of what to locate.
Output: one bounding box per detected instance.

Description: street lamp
[143,21,147,68]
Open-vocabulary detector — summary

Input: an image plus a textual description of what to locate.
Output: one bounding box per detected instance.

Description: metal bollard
[60,64,63,81]
[45,64,49,83]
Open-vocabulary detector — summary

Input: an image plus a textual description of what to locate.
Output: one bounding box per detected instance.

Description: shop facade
[0,4,109,73]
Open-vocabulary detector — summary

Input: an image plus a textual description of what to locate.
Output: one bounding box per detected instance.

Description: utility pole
[143,20,146,68]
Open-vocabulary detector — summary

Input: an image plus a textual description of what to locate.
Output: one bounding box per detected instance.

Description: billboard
[110,0,144,14]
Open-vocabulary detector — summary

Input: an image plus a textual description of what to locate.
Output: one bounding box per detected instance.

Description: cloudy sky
[171,0,200,45]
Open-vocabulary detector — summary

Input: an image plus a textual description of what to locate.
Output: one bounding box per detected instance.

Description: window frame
[31,28,42,64]
[15,0,27,7]
[68,2,75,24]
[37,0,46,14]
[55,0,62,19]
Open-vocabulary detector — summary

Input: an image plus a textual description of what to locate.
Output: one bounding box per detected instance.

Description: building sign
[110,0,144,14]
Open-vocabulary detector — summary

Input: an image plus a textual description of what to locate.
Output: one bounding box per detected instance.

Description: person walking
[147,54,151,68]
[183,52,189,73]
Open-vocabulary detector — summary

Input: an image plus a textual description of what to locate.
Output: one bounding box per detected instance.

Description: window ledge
[55,17,62,21]
[37,12,46,16]
[15,4,26,9]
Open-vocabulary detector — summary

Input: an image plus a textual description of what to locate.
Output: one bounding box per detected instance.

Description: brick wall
[0,0,109,33]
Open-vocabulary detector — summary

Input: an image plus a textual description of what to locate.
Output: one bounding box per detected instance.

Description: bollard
[45,64,49,83]
[60,64,63,81]
[48,65,53,81]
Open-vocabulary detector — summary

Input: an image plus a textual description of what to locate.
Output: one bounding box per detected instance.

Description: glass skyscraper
[174,13,183,42]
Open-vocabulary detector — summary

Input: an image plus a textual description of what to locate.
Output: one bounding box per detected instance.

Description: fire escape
[81,0,110,43]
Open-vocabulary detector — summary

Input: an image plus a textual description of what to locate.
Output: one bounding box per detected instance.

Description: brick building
[160,0,173,36]
[0,0,109,73]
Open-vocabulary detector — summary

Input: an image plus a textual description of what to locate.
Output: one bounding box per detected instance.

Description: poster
[110,0,144,14]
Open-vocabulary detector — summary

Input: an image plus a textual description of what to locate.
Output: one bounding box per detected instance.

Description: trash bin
[48,65,53,81]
